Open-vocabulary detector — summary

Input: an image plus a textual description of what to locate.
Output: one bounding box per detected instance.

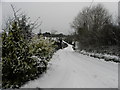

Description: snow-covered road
[22,44,118,88]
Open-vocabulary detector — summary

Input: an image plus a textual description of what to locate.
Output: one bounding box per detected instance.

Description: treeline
[71,4,120,56]
[38,32,66,38]
[37,32,68,50]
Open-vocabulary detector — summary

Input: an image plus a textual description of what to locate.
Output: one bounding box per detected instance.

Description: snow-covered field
[22,44,118,88]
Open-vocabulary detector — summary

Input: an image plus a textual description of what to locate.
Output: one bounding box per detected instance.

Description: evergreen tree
[2,21,38,88]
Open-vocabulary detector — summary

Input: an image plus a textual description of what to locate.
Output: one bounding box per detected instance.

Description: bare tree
[71,4,112,48]
[3,4,42,41]
[72,4,111,32]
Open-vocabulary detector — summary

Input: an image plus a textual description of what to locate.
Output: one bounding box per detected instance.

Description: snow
[80,50,120,62]
[21,43,118,88]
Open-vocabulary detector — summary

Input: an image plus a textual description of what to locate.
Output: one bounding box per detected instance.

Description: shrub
[2,21,46,88]
[2,5,57,89]
[29,36,56,62]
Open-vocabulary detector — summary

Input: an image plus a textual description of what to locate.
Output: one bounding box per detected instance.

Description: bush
[2,21,56,88]
[2,5,58,89]
[29,36,56,62]
[72,4,120,55]
[2,21,35,88]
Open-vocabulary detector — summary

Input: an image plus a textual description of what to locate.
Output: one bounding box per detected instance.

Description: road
[22,44,118,88]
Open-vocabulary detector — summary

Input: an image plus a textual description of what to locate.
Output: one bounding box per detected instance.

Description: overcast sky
[2,2,118,34]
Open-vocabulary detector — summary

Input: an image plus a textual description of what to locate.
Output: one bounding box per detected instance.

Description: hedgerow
[2,20,56,89]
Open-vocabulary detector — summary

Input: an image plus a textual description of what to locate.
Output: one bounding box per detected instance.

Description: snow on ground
[80,50,120,62]
[22,43,118,88]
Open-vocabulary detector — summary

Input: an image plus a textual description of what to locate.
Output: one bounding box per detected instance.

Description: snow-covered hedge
[2,21,56,88]
[29,36,56,61]
[80,50,120,63]
[2,21,37,88]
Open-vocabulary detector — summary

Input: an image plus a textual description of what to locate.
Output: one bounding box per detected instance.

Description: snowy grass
[79,50,120,63]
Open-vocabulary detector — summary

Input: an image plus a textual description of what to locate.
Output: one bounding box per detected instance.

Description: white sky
[1,0,120,2]
[1,0,119,34]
